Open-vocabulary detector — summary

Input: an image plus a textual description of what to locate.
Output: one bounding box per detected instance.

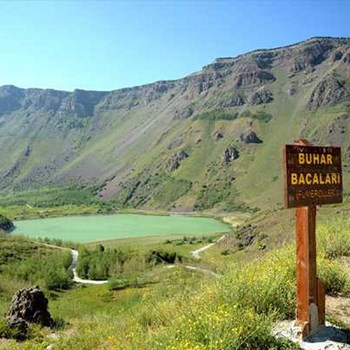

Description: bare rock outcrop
[332,50,343,61]
[234,70,276,88]
[215,94,244,108]
[6,286,53,328]
[237,224,257,248]
[248,89,273,105]
[308,75,350,108]
[343,51,350,63]
[174,106,194,119]
[326,113,349,144]
[290,40,333,72]
[166,150,189,171]
[253,52,276,69]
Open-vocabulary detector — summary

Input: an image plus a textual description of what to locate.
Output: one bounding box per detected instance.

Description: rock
[236,224,257,248]
[234,70,276,88]
[214,131,224,140]
[166,150,189,171]
[24,146,31,157]
[288,86,297,96]
[273,320,350,350]
[0,214,15,232]
[239,131,263,144]
[167,135,184,150]
[174,106,194,119]
[58,89,106,118]
[343,51,350,63]
[333,50,343,61]
[183,73,218,96]
[7,315,28,340]
[203,58,234,71]
[6,286,53,328]
[222,147,239,165]
[253,52,275,69]
[290,40,333,72]
[215,94,244,107]
[308,75,350,108]
[325,113,349,144]
[0,85,25,115]
[248,89,273,105]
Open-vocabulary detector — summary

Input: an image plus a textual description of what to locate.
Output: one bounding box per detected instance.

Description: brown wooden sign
[284,145,343,208]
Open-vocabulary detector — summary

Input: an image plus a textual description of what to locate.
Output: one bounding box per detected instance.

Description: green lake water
[14,214,230,243]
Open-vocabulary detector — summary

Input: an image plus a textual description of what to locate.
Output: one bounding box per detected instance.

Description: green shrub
[44,266,73,290]
[154,178,192,206]
[319,217,350,259]
[318,255,349,295]
[240,110,273,123]
[194,109,238,121]
[221,245,296,318]
[140,245,299,349]
[0,244,72,291]
[108,278,130,290]
[240,110,252,118]
[253,111,273,123]
[194,186,224,210]
[77,246,151,280]
[194,181,245,211]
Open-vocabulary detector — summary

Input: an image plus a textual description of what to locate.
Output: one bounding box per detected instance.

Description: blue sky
[0,0,349,92]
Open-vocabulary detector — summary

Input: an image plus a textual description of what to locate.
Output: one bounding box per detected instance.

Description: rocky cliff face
[0,37,350,210]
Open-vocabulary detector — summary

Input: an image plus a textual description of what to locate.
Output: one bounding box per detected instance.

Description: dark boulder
[6,286,53,328]
[0,214,15,232]
[222,147,239,165]
[7,315,28,340]
[214,131,224,140]
[239,131,263,144]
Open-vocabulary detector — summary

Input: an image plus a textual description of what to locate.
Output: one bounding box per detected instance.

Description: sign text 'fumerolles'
[284,145,343,208]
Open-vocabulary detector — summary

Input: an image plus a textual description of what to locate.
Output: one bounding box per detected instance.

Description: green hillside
[0,37,350,213]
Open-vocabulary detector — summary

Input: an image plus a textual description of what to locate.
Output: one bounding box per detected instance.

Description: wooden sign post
[283,140,343,338]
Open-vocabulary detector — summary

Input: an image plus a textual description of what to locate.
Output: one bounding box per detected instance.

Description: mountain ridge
[3,36,350,93]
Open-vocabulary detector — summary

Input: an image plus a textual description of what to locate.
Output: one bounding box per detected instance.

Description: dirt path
[191,234,227,259]
[69,249,108,285]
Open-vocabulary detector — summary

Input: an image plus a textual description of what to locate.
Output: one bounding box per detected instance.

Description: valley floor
[1,204,350,349]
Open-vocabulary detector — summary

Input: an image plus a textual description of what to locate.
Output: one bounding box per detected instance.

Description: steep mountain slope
[1,37,350,211]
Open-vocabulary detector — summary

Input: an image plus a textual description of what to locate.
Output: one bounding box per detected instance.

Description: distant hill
[0,37,349,211]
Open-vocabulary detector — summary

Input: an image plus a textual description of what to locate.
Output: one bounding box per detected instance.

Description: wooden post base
[295,206,325,338]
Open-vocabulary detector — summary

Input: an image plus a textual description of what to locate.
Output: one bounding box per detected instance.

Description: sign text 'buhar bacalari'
[284,145,343,208]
